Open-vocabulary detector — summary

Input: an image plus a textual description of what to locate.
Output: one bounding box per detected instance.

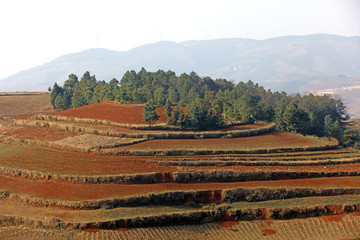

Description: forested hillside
[50,69,357,147]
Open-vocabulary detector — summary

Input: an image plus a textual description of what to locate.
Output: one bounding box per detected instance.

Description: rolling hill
[1,34,359,116]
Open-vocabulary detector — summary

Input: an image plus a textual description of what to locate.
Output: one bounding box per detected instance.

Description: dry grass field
[0,92,52,118]
[1,214,359,240]
[115,131,335,152]
[1,92,360,239]
[79,215,360,240]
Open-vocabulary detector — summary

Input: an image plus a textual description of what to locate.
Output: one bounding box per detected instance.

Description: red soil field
[1,174,360,201]
[52,102,169,125]
[3,126,78,141]
[119,131,334,151]
[0,144,174,175]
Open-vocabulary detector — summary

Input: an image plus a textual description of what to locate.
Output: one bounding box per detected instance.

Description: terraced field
[1,94,360,239]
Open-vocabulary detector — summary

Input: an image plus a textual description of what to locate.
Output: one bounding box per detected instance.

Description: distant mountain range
[1,34,359,116]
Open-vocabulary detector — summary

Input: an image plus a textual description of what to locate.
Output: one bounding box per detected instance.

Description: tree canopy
[142,100,159,127]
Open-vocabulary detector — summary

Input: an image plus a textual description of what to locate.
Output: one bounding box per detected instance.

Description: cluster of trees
[165,94,224,130]
[50,68,359,147]
[50,69,234,109]
[142,96,223,130]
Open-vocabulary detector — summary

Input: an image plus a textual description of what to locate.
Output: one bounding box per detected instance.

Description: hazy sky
[0,0,359,79]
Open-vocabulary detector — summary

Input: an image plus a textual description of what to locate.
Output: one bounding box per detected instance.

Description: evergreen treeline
[50,68,354,144]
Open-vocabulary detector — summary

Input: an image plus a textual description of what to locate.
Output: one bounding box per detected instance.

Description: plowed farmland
[1,92,360,239]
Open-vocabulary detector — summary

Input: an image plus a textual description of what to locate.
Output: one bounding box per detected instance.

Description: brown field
[0,193,360,238]
[1,92,360,237]
[0,92,52,119]
[1,214,360,240]
[117,131,335,151]
[1,126,78,141]
[0,144,173,175]
[1,174,360,202]
[1,144,359,177]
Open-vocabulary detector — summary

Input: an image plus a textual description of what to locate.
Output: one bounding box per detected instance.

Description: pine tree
[142,101,159,127]
[50,83,63,107]
[71,84,86,108]
[165,99,173,125]
[172,106,180,126]
[283,102,310,134]
[235,91,258,123]
[176,107,185,128]
[331,121,343,144]
[185,98,204,129]
[54,94,66,110]
[154,87,166,105]
[324,115,334,137]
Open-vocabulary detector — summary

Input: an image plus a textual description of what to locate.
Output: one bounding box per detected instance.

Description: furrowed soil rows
[2,215,360,240]
[80,215,360,240]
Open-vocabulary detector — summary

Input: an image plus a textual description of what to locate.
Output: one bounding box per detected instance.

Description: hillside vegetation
[50,69,359,148]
